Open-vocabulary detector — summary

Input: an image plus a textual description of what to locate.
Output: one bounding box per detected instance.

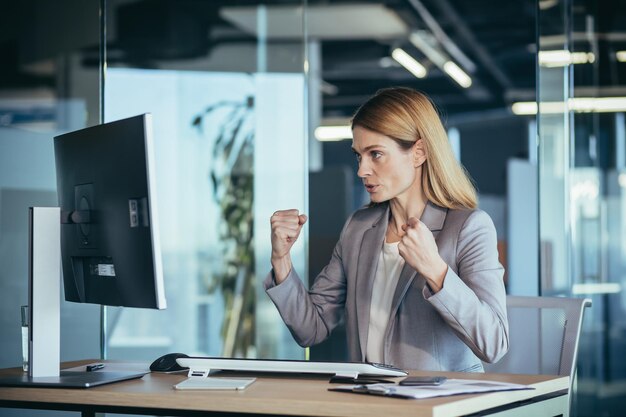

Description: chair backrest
[483,295,591,380]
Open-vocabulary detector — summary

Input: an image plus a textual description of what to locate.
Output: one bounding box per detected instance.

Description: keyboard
[370,362,406,373]
[177,357,408,378]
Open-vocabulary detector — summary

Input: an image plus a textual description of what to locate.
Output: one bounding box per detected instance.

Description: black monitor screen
[54,114,166,309]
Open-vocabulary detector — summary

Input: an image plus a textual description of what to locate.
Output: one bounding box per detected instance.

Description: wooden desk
[0,361,569,417]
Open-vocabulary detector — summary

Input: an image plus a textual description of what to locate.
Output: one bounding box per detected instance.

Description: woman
[264,87,508,372]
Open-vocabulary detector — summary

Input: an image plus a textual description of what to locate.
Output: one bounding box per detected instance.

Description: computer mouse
[149,353,190,372]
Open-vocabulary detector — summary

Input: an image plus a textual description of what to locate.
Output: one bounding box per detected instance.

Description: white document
[174,377,256,390]
[329,379,533,399]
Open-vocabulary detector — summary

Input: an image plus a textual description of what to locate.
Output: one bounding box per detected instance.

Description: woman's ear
[413,139,427,167]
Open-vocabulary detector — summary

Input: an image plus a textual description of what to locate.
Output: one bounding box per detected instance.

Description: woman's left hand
[398,217,448,292]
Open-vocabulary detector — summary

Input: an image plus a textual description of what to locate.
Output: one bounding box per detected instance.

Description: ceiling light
[512,97,626,115]
[570,97,626,112]
[443,61,472,88]
[511,102,538,115]
[314,125,352,142]
[538,50,595,67]
[511,101,566,115]
[405,0,477,73]
[571,52,595,64]
[572,283,621,295]
[538,50,569,67]
[617,51,626,62]
[391,48,427,79]
[409,32,472,88]
[538,0,559,9]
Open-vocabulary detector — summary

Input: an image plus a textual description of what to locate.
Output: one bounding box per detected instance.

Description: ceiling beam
[405,0,476,72]
[425,0,515,90]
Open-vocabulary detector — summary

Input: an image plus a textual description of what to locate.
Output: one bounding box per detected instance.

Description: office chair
[483,295,592,410]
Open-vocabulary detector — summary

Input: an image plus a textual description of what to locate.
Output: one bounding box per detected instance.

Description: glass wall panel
[0,1,102,415]
[538,0,572,296]
[571,0,626,412]
[102,0,307,361]
[538,0,626,415]
[0,0,103,360]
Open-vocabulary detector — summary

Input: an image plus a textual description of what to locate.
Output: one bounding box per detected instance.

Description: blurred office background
[0,0,625,416]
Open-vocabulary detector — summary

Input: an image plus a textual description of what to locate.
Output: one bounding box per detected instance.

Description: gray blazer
[264,201,509,372]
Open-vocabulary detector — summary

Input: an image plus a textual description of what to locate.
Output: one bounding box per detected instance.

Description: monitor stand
[0,207,147,389]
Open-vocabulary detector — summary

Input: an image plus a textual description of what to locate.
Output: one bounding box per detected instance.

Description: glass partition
[538,0,626,415]
[102,0,308,361]
[538,0,572,295]
[0,0,102,377]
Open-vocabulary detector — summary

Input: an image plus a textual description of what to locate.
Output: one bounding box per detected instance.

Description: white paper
[330,379,533,399]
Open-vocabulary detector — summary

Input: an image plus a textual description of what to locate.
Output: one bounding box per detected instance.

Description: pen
[352,385,394,396]
[86,363,105,372]
[368,386,394,396]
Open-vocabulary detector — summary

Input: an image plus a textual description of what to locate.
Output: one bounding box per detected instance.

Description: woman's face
[352,126,424,203]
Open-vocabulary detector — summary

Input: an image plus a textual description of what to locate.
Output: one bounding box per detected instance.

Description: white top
[366,240,404,364]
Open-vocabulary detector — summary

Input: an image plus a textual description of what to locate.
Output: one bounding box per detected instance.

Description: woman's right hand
[270,209,308,283]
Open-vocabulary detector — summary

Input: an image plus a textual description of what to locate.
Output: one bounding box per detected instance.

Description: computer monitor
[54,113,166,309]
[0,114,166,388]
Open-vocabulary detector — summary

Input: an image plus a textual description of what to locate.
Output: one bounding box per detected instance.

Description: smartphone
[399,376,447,386]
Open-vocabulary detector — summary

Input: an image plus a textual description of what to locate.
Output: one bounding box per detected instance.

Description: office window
[102,0,308,361]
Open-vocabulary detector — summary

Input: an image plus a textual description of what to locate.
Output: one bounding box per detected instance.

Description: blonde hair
[351,87,477,210]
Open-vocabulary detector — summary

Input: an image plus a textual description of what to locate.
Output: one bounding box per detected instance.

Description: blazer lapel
[356,205,389,360]
[387,202,448,327]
